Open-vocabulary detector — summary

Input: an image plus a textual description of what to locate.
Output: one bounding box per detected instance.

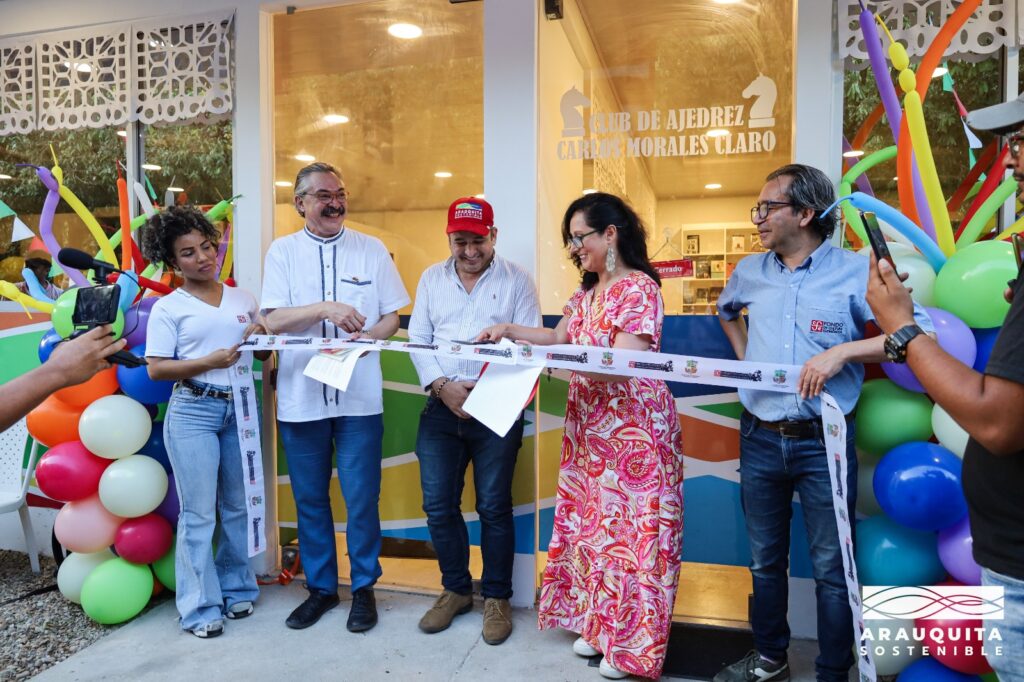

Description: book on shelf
[748,233,765,252]
[685,234,701,254]
[682,288,695,304]
[695,259,712,279]
[695,287,709,303]
[711,259,726,274]
[726,261,736,278]
[730,235,746,252]
[709,286,723,303]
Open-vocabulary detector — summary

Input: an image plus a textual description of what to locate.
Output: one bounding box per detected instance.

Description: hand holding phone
[862,211,897,272]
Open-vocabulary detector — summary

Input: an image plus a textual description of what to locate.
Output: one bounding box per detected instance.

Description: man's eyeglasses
[302,190,349,204]
[1003,133,1024,159]
[567,228,603,249]
[750,200,795,223]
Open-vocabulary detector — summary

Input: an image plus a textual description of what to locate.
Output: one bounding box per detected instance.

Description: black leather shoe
[286,591,340,630]
[347,587,378,632]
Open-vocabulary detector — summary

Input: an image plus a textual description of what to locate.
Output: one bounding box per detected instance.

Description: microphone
[57,247,125,274]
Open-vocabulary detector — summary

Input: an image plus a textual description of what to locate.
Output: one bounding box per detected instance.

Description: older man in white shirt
[408,197,541,646]
[262,162,410,634]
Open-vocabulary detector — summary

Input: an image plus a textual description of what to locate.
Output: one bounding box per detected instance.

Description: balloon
[151,536,176,591]
[20,267,55,304]
[828,192,947,271]
[78,395,152,459]
[154,474,180,528]
[900,84,955,255]
[957,178,1018,249]
[56,549,115,604]
[856,246,936,305]
[874,442,967,531]
[26,395,85,447]
[115,271,140,312]
[938,516,983,586]
[80,558,154,625]
[114,513,173,564]
[864,617,923,676]
[856,515,946,586]
[50,288,126,340]
[854,379,934,456]
[918,617,993,676]
[53,366,119,407]
[933,404,970,458]
[138,423,172,473]
[857,460,884,517]
[98,455,169,518]
[34,441,111,502]
[898,657,983,682]
[37,328,62,364]
[122,297,158,347]
[53,494,124,553]
[972,327,1001,372]
[116,344,173,404]
[934,241,1016,329]
[883,308,976,393]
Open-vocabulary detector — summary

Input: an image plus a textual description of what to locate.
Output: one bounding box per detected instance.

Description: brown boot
[482,597,512,645]
[419,591,473,633]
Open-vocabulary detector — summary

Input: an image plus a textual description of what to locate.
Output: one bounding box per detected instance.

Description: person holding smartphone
[407,197,540,645]
[867,96,1024,682]
[141,206,269,639]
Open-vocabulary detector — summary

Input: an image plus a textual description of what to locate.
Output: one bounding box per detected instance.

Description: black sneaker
[713,650,790,682]
[347,587,378,632]
[286,591,340,629]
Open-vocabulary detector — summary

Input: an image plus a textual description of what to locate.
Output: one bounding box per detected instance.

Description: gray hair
[765,163,837,239]
[294,162,343,197]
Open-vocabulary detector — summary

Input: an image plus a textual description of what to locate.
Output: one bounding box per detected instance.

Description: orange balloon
[26,395,85,447]
[53,367,119,408]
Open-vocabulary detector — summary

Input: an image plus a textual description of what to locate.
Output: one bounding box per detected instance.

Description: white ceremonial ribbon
[227,352,266,558]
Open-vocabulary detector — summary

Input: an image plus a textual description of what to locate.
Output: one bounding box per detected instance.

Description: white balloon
[856,247,936,306]
[856,461,883,517]
[98,455,168,518]
[932,403,969,458]
[57,549,115,604]
[862,617,923,676]
[79,395,152,459]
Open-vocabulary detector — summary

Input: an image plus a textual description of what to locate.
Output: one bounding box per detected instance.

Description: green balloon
[151,537,176,591]
[855,379,934,457]
[934,240,1015,329]
[80,558,154,625]
[51,288,125,340]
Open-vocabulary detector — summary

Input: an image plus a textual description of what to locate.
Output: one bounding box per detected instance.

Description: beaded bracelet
[432,377,450,398]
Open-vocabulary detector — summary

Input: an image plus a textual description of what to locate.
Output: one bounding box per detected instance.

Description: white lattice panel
[0,38,36,135]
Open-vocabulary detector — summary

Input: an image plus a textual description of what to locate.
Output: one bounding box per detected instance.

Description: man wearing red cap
[408,197,541,645]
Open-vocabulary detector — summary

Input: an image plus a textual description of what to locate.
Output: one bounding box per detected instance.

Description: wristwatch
[884,324,926,363]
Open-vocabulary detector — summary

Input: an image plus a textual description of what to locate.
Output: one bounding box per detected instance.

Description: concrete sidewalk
[34,584,824,681]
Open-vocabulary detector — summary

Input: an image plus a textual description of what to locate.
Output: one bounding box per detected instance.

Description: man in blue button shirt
[713,164,932,682]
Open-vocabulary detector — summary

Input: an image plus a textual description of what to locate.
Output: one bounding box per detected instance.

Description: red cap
[446,197,494,236]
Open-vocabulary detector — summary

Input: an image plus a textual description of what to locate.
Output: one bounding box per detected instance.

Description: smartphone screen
[861,211,897,271]
[1012,233,1024,273]
[72,284,121,326]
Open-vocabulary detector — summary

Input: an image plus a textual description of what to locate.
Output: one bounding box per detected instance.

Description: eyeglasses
[750,200,795,223]
[1003,133,1024,159]
[567,228,602,249]
[302,189,349,204]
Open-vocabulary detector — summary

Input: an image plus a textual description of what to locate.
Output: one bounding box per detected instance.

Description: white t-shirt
[261,226,410,422]
[146,285,259,386]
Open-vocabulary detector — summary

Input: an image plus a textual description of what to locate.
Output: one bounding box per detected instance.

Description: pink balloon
[114,513,173,564]
[54,494,124,553]
[35,441,111,502]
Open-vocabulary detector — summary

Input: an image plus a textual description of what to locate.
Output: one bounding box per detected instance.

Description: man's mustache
[322,206,345,217]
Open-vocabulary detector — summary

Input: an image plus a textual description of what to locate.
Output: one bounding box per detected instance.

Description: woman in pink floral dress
[477,193,684,679]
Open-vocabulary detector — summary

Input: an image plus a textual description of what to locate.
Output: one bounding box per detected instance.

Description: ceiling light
[294,153,315,162]
[706,128,729,137]
[323,114,350,125]
[141,163,162,171]
[0,174,11,180]
[167,186,184,192]
[704,183,722,190]
[275,181,292,187]
[843,149,865,158]
[582,188,597,195]
[932,66,948,79]
[434,171,453,178]
[388,23,423,39]
[63,61,92,72]
[116,130,127,138]
[892,176,899,181]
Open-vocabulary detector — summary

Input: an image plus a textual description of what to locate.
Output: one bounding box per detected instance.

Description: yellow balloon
[0,280,54,315]
[903,91,956,256]
[889,42,909,71]
[57,183,118,265]
[898,69,917,94]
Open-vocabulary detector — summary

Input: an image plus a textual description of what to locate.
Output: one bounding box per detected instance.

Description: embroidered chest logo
[810,319,845,334]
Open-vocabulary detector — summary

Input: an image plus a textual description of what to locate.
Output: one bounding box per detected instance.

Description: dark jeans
[415,397,523,600]
[739,411,857,682]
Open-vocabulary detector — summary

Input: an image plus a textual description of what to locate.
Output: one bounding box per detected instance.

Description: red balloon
[917,616,994,675]
[35,441,111,502]
[114,513,173,564]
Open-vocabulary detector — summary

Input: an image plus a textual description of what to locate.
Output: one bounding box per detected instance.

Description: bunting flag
[0,199,15,220]
[11,217,34,241]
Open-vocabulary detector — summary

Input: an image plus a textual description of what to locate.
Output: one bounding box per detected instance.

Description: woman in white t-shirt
[141,206,269,639]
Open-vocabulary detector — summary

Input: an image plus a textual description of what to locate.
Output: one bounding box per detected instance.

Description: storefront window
[142,119,233,206]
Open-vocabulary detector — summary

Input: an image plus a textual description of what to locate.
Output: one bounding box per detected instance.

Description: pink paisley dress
[538,271,684,679]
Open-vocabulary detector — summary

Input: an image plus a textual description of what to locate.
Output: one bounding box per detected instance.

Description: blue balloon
[38,328,63,364]
[874,442,967,531]
[897,657,982,682]
[116,343,173,404]
[138,421,172,473]
[972,327,1001,372]
[855,515,946,586]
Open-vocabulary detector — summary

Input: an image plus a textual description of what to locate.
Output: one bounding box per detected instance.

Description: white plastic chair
[0,431,42,574]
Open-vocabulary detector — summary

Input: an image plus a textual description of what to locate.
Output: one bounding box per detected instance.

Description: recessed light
[434,171,453,178]
[323,114,349,125]
[932,67,948,79]
[842,149,865,158]
[141,163,162,171]
[167,186,184,192]
[0,174,11,180]
[892,176,899,181]
[275,181,292,187]
[704,183,722,190]
[706,128,729,137]
[388,23,422,39]
[582,188,597,195]
[294,154,315,162]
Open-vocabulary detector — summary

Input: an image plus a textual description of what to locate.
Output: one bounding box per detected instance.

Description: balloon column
[6,153,237,625]
[845,3,1006,679]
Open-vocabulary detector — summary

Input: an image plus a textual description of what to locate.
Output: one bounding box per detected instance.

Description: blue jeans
[278,414,384,595]
[163,382,259,630]
[983,567,1024,681]
[738,412,857,682]
[415,397,523,599]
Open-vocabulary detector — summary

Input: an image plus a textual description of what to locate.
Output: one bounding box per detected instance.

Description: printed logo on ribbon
[773,369,787,384]
[520,345,533,361]
[684,360,699,375]
[714,369,762,382]
[237,315,248,323]
[601,352,614,367]
[450,344,462,353]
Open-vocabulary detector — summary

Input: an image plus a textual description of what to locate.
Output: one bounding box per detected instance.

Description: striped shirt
[408,254,541,389]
